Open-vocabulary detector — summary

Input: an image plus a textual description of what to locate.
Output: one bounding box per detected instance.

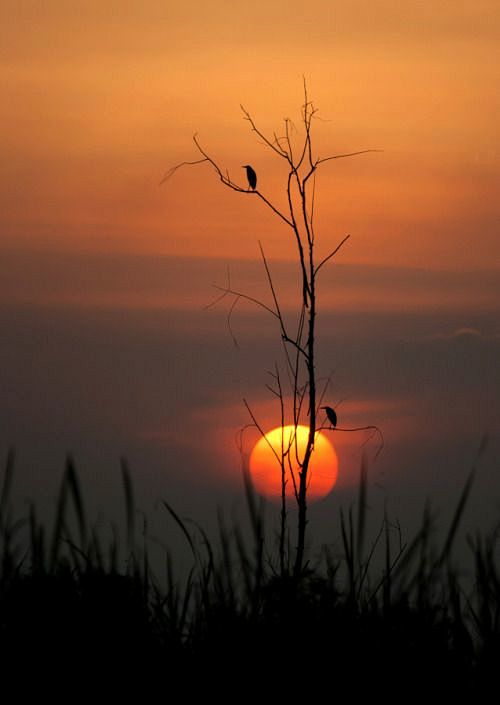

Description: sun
[249,424,338,502]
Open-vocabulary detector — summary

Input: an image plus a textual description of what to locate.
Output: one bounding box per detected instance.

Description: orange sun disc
[249,424,338,502]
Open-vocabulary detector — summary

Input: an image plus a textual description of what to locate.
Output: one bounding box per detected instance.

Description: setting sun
[249,425,338,502]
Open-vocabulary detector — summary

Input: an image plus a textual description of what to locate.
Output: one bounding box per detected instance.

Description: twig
[317,149,383,165]
[159,158,208,185]
[315,235,351,275]
[319,424,385,459]
[243,399,282,467]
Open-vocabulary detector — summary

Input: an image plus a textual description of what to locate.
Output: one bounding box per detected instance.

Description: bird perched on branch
[242,164,257,190]
[321,406,337,429]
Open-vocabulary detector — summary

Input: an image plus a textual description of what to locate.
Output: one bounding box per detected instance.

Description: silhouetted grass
[0,446,498,696]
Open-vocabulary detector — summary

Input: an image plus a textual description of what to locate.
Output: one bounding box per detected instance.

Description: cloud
[425,327,500,343]
[444,327,482,339]
[429,327,483,341]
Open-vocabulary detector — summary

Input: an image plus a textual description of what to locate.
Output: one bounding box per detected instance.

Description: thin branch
[264,383,281,399]
[258,242,285,330]
[282,333,309,361]
[319,424,385,459]
[287,446,300,503]
[204,265,233,311]
[285,118,294,165]
[241,105,290,162]
[286,169,311,306]
[300,170,315,249]
[206,275,276,348]
[317,149,383,165]
[303,77,315,170]
[316,374,333,414]
[226,295,241,349]
[193,134,245,191]
[204,285,230,311]
[291,307,306,427]
[159,158,208,185]
[264,372,283,402]
[275,362,288,574]
[243,399,282,467]
[193,134,295,228]
[259,240,309,361]
[258,241,297,377]
[309,172,317,239]
[314,235,351,276]
[272,131,289,157]
[211,284,278,319]
[296,79,317,171]
[295,383,308,432]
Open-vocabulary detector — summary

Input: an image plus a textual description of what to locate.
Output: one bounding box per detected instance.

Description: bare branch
[211,284,278,319]
[309,172,317,236]
[241,105,290,161]
[204,265,233,311]
[316,374,333,413]
[318,424,385,459]
[282,334,309,360]
[285,118,294,165]
[314,234,351,276]
[243,398,282,467]
[226,295,241,349]
[159,157,208,185]
[286,446,300,503]
[317,149,383,165]
[291,306,306,426]
[275,363,288,573]
[285,169,311,306]
[258,242,285,328]
[193,134,247,192]
[258,241,296,377]
[273,130,290,157]
[264,383,281,399]
[303,78,315,170]
[204,284,231,311]
[204,270,242,347]
[194,132,295,227]
[300,171,315,249]
[255,191,295,229]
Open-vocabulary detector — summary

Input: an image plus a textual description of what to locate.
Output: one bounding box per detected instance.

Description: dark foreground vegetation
[1,449,498,697]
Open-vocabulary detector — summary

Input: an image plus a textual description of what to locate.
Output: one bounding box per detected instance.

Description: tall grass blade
[65,456,87,549]
[162,501,197,562]
[384,505,391,609]
[437,467,475,567]
[50,459,70,570]
[0,447,15,534]
[390,505,432,587]
[340,508,354,595]
[121,458,135,555]
[356,456,367,569]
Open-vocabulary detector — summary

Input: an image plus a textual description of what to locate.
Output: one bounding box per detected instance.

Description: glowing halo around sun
[249,424,338,502]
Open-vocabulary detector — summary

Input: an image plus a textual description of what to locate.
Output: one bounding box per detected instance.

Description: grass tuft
[0,450,498,695]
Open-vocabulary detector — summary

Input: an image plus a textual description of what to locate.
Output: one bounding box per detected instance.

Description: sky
[1,1,499,570]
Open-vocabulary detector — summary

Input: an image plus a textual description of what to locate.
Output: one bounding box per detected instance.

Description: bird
[242,164,257,190]
[321,406,337,429]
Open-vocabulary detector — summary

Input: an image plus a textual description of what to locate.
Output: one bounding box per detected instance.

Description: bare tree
[164,81,382,578]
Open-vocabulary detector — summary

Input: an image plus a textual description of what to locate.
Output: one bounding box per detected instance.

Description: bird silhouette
[242,164,257,190]
[321,406,337,429]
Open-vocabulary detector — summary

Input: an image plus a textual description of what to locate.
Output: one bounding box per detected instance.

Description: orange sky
[2,0,499,276]
[1,2,500,555]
